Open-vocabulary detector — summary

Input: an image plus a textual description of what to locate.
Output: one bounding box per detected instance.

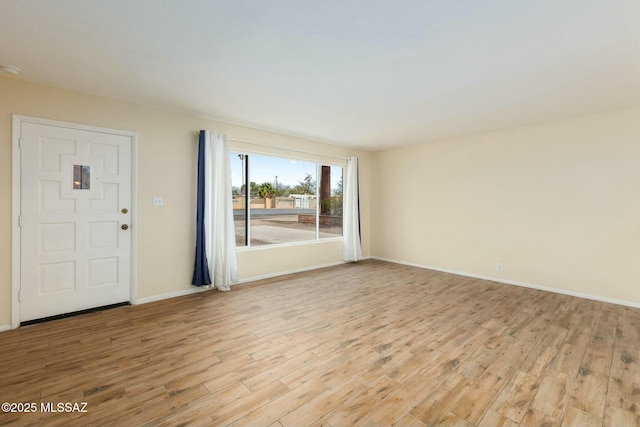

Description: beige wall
[0,76,371,327]
[372,108,640,305]
[4,74,637,327]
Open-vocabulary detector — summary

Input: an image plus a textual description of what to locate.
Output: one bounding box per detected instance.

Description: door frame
[11,115,138,329]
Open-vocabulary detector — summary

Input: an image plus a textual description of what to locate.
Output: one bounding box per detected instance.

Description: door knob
[121,224,129,230]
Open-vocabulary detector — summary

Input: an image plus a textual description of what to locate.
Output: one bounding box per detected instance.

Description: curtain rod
[194,131,348,161]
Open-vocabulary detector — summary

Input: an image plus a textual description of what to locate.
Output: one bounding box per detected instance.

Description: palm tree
[258,182,275,209]
[258,182,275,199]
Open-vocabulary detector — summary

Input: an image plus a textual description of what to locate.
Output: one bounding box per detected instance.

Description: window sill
[235,236,343,252]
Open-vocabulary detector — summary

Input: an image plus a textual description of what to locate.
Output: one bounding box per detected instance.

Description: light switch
[152,196,164,207]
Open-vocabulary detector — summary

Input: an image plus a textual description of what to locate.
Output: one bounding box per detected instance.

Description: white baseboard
[135,287,207,305]
[0,324,13,332]
[371,256,640,309]
[135,260,348,305]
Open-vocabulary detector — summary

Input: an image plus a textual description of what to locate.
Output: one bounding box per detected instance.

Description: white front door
[19,122,132,322]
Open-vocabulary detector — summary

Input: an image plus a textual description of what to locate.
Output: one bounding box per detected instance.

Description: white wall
[0,76,371,327]
[371,108,640,305]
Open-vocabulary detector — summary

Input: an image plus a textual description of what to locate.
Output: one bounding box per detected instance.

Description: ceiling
[1,0,640,150]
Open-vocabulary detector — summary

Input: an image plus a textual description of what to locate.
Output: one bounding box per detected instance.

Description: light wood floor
[2,259,640,427]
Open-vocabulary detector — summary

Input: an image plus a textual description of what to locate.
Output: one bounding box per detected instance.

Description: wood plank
[519,407,561,427]
[279,378,362,427]
[561,406,601,427]
[477,410,519,427]
[569,371,608,418]
[581,336,615,377]
[488,370,540,423]
[604,406,640,427]
[410,373,471,425]
[549,333,590,377]
[436,411,475,427]
[233,379,327,427]
[593,309,618,343]
[607,368,640,416]
[365,370,445,425]
[323,375,397,427]
[526,371,570,421]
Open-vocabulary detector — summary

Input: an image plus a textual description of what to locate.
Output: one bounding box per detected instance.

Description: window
[231,152,343,247]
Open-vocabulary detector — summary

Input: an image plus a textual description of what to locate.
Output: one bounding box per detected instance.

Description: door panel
[20,123,132,322]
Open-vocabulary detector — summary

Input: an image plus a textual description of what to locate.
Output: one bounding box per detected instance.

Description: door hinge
[17,290,21,302]
[18,215,22,227]
[18,138,23,150]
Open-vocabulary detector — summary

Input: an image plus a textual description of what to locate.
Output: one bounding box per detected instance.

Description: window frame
[231,149,345,250]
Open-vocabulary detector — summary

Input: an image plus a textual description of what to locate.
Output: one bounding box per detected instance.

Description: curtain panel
[343,156,363,262]
[192,130,238,290]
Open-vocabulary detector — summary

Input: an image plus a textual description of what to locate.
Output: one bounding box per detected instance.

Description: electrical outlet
[496,262,504,272]
[152,196,164,207]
